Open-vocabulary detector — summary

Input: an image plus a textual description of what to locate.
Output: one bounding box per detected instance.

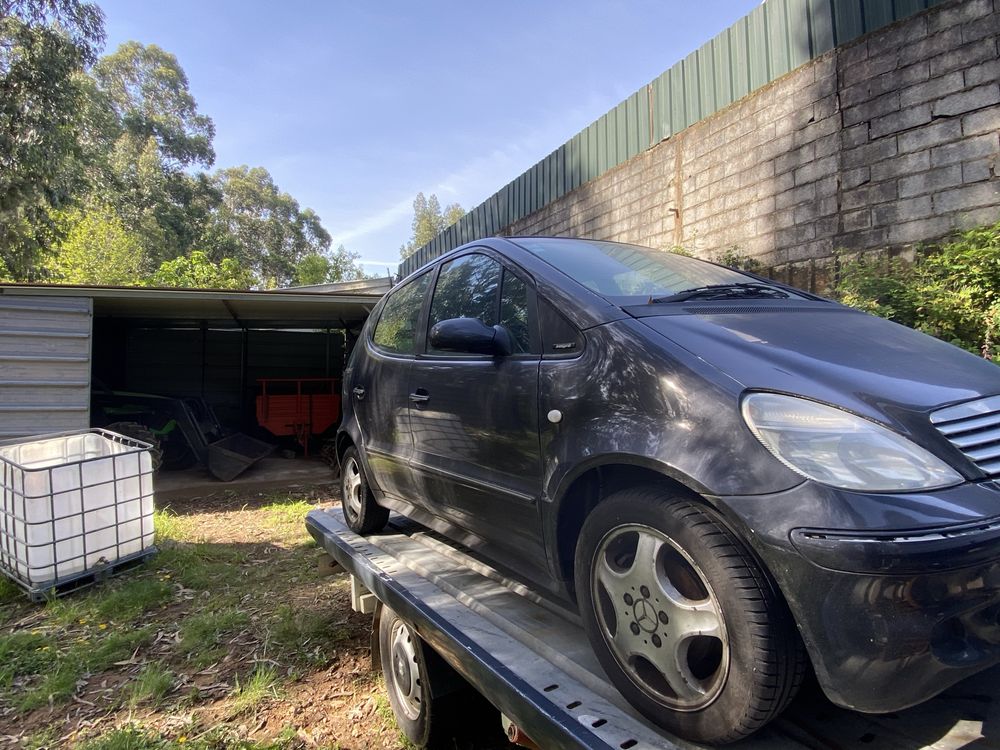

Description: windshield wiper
[649,283,791,304]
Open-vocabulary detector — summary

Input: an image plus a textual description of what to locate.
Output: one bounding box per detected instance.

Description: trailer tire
[575,486,806,744]
[105,422,163,472]
[378,607,465,748]
[341,447,388,534]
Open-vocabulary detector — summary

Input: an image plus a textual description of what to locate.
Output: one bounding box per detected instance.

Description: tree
[0,0,105,279]
[294,244,366,286]
[92,42,214,170]
[203,165,331,287]
[45,205,148,285]
[149,250,255,290]
[400,192,464,259]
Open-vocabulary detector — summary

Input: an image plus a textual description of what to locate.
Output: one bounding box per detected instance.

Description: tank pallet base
[2,547,159,602]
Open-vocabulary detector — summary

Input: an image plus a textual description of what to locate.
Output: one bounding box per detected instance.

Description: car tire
[341,446,389,534]
[575,486,806,744]
[378,607,470,749]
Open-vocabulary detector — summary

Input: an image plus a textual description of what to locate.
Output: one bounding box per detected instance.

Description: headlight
[741,393,962,492]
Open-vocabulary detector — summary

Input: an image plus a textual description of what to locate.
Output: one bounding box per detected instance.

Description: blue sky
[99,1,762,275]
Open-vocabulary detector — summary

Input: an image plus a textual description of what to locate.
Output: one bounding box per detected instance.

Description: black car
[336,236,1000,744]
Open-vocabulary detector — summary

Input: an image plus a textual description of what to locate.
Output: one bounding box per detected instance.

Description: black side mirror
[429,318,514,356]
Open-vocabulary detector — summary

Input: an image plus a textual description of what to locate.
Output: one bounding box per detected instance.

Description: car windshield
[513,237,800,305]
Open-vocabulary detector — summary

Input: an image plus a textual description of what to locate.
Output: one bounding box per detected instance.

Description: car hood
[635,304,1000,434]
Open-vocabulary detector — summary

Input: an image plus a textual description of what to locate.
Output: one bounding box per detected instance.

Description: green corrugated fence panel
[730,20,751,101]
[712,34,734,111]
[808,0,836,55]
[895,0,929,17]
[747,4,770,90]
[696,44,717,121]
[864,0,895,31]
[682,53,701,128]
[787,0,811,67]
[401,0,945,277]
[616,99,629,163]
[766,0,792,79]
[652,73,670,143]
[832,0,865,44]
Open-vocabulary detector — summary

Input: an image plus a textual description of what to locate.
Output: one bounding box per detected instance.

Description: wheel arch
[335,430,355,468]
[551,456,713,602]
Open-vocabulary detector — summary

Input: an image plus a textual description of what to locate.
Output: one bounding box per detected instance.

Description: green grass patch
[79,723,302,750]
[14,625,155,711]
[261,499,315,525]
[153,508,187,543]
[177,607,249,666]
[128,662,174,708]
[0,629,58,689]
[267,604,350,665]
[156,543,247,591]
[46,576,173,626]
[227,665,280,717]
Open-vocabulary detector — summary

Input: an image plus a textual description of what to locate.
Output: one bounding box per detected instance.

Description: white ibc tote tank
[0,429,155,595]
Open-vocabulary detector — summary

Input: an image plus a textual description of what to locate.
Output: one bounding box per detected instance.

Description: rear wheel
[378,607,478,748]
[104,422,163,472]
[575,486,806,744]
[341,446,389,534]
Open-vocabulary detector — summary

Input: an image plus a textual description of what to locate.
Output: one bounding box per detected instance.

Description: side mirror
[428,318,514,356]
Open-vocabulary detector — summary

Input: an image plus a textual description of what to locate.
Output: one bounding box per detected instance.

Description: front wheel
[575,486,806,744]
[340,446,388,534]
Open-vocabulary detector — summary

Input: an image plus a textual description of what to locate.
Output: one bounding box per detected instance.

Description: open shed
[0,283,384,449]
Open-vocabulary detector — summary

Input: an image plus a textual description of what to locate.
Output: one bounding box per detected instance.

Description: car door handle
[409,390,430,405]
[352,386,366,400]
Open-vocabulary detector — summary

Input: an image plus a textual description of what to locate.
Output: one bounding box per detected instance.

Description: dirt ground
[0,485,509,750]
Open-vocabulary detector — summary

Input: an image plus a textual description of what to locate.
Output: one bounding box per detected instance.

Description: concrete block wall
[500,0,1000,291]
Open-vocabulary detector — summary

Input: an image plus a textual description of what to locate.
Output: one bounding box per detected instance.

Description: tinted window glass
[515,237,805,304]
[428,254,501,345]
[500,270,531,354]
[372,271,432,354]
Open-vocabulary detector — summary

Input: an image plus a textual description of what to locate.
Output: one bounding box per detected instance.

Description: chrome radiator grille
[931,395,1000,478]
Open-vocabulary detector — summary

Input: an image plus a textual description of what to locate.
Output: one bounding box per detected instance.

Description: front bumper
[717,482,1000,714]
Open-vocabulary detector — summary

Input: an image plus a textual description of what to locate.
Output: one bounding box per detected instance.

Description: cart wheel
[378,607,466,749]
[341,447,388,534]
[105,422,163,472]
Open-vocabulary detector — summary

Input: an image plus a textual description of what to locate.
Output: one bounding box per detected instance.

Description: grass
[128,663,175,708]
[227,665,281,717]
[0,487,379,749]
[177,606,250,666]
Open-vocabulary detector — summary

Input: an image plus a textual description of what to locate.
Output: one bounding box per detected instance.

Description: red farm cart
[255,378,340,455]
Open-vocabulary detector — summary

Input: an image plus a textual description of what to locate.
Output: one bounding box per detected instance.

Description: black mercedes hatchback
[336,236,1000,744]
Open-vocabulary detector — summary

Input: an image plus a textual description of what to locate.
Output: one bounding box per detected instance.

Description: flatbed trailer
[306,507,1000,750]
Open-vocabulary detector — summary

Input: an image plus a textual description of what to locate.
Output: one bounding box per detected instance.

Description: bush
[834,220,1000,359]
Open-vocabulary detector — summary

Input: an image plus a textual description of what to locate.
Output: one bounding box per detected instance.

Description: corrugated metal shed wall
[400,0,951,277]
[0,296,92,439]
[123,328,344,428]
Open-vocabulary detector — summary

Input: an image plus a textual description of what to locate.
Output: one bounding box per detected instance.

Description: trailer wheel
[105,422,163,472]
[575,487,806,744]
[341,447,388,534]
[378,607,463,748]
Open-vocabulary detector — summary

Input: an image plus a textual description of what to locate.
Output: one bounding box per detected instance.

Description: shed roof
[0,283,381,329]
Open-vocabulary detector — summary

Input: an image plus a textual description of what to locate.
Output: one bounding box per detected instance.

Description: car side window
[427,254,502,351]
[372,271,432,355]
[499,270,531,354]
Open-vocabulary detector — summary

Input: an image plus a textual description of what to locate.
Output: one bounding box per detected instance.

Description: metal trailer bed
[305,507,1000,750]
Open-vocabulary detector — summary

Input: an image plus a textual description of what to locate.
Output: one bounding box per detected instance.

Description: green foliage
[294,244,365,286]
[227,665,280,716]
[0,1,104,278]
[400,192,464,259]
[713,246,762,273]
[0,12,348,288]
[93,42,215,170]
[150,250,255,290]
[46,205,149,284]
[205,166,332,287]
[835,221,1000,358]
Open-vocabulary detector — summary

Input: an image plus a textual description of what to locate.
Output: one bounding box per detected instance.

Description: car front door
[407,252,547,568]
[351,270,433,501]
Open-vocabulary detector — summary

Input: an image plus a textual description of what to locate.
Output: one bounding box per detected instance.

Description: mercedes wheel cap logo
[632,598,658,633]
